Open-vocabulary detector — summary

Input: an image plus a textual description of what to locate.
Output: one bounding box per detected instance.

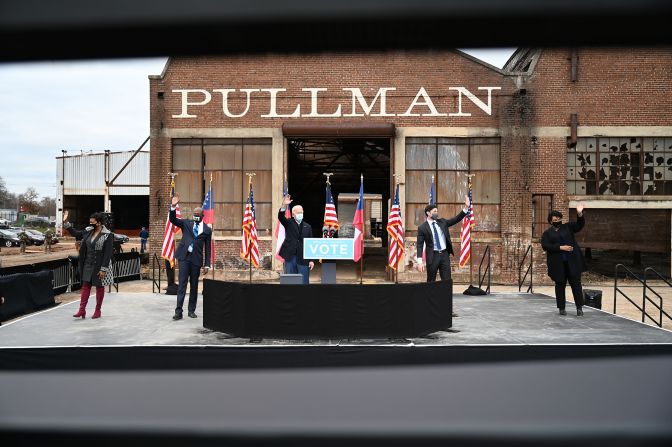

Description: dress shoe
[452,312,458,317]
[559,309,567,316]
[172,312,183,320]
[188,311,197,318]
[576,307,584,316]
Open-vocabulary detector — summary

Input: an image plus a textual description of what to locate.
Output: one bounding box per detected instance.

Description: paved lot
[2,287,671,347]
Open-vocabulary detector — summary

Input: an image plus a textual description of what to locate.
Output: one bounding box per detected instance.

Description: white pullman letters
[171,86,501,119]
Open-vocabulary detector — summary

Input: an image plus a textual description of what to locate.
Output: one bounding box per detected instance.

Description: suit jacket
[278,208,313,265]
[169,207,212,267]
[417,211,466,265]
[541,214,587,282]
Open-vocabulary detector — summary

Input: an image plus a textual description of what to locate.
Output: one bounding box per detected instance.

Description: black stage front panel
[203,279,452,338]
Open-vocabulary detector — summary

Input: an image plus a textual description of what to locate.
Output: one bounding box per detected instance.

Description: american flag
[240,176,260,268]
[387,183,404,270]
[274,176,290,262]
[323,184,340,231]
[161,177,181,267]
[459,177,475,268]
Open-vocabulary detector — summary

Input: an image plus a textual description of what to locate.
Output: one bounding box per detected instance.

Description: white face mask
[295,213,303,223]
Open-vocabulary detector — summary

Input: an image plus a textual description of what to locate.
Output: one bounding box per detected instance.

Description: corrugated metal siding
[57,151,148,196]
[109,151,149,195]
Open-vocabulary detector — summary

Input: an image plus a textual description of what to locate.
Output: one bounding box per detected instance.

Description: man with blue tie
[416,195,470,283]
[169,193,212,320]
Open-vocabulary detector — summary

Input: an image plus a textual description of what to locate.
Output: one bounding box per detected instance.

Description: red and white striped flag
[161,177,181,267]
[387,183,404,270]
[323,184,340,231]
[459,177,475,268]
[240,176,260,268]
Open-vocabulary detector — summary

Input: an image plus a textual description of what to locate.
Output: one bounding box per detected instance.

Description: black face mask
[552,221,561,228]
[193,215,202,223]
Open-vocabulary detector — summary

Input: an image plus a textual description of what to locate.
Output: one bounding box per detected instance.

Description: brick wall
[148,48,672,283]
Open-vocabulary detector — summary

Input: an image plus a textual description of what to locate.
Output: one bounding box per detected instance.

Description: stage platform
[1,291,672,348]
[2,290,671,447]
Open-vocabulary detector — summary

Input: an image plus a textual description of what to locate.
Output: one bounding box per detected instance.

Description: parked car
[0,229,21,247]
[23,229,45,246]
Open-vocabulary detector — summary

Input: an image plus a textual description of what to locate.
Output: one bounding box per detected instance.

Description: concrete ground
[2,285,671,347]
[43,277,672,332]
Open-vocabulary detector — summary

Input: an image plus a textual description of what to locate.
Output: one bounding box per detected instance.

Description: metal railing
[152,253,163,294]
[518,244,533,293]
[0,253,141,295]
[478,245,491,294]
[642,267,672,328]
[613,264,652,323]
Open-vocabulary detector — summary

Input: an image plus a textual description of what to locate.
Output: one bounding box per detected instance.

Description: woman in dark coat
[541,204,587,316]
[64,211,114,319]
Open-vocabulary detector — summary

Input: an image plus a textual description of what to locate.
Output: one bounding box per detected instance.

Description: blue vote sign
[303,238,355,260]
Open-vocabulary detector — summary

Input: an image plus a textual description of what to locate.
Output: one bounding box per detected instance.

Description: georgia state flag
[352,178,364,262]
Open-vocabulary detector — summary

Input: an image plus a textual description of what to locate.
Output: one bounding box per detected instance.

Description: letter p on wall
[172,89,212,118]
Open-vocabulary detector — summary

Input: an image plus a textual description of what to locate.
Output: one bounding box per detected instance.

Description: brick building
[148,48,672,282]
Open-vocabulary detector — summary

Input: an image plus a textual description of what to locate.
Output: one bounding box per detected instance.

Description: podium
[320,262,337,284]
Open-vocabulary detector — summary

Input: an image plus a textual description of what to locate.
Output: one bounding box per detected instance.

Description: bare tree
[18,187,40,215]
[38,196,56,217]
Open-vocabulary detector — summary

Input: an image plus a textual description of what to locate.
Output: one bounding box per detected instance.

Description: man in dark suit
[541,204,587,316]
[170,193,212,320]
[416,195,470,283]
[278,195,314,284]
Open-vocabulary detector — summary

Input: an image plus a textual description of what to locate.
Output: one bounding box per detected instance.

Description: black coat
[66,224,113,287]
[416,211,466,265]
[278,208,313,265]
[541,214,587,282]
[169,208,213,267]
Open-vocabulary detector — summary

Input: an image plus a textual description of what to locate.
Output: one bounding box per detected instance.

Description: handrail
[642,267,672,328]
[517,245,533,293]
[478,245,491,294]
[613,264,658,325]
[152,253,163,294]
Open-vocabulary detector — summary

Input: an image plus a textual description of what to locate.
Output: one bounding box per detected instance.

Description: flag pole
[466,174,475,286]
[359,173,363,285]
[210,173,215,280]
[245,172,256,284]
[393,174,402,285]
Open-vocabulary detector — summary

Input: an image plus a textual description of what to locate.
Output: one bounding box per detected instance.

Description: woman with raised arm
[63,210,114,319]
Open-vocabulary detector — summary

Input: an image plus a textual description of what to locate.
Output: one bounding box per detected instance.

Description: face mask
[295,214,303,223]
[193,215,202,223]
[552,221,561,228]
[431,213,439,220]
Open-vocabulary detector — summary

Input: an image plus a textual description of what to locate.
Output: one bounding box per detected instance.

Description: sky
[0,48,515,200]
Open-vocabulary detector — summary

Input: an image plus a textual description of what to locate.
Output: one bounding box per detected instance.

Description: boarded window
[568,137,672,196]
[405,137,500,234]
[173,138,272,235]
[532,194,553,239]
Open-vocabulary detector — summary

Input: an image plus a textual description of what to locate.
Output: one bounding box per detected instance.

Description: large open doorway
[287,137,391,280]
